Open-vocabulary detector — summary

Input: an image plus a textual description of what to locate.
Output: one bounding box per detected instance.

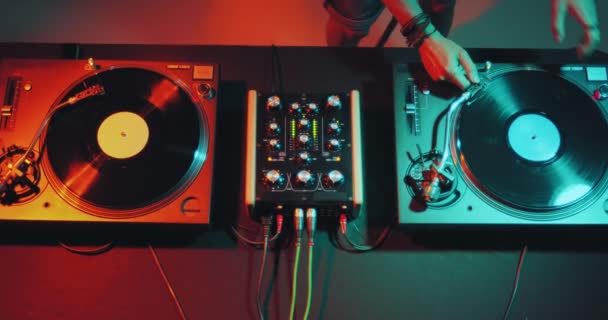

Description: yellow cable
[303,244,313,320]
[288,243,302,320]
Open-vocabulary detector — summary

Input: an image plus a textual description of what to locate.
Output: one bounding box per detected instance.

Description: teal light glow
[553,184,591,206]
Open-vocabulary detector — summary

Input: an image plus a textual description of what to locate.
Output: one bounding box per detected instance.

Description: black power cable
[256,226,272,320]
[377,17,399,48]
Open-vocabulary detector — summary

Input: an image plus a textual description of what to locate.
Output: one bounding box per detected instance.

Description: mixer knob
[326,95,342,111]
[262,170,287,188]
[297,134,312,149]
[267,138,282,151]
[594,84,608,100]
[305,102,320,115]
[266,95,281,112]
[293,170,317,188]
[326,122,341,136]
[322,170,344,188]
[296,151,312,166]
[266,122,281,135]
[326,138,342,151]
[297,118,311,131]
[289,102,302,114]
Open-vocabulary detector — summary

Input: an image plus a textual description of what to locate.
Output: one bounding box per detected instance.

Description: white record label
[97,111,150,159]
[507,113,560,162]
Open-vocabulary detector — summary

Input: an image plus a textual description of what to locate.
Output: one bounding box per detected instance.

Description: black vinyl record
[43,67,206,216]
[455,69,608,218]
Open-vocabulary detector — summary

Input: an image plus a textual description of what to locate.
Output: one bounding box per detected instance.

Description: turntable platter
[455,69,608,218]
[42,67,208,217]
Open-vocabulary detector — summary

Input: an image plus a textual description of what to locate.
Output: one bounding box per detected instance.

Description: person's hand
[418,32,480,90]
[552,0,600,58]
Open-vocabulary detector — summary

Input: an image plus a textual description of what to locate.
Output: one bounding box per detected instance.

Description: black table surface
[1,43,608,320]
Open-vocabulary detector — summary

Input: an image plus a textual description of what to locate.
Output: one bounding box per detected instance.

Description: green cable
[288,243,302,320]
[303,244,313,320]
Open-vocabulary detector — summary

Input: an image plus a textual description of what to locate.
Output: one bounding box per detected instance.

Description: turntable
[0,58,218,224]
[393,61,608,225]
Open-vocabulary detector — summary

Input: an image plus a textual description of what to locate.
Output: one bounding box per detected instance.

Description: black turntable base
[0,58,218,224]
[394,62,608,225]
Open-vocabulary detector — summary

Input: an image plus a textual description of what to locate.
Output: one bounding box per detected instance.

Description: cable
[148,244,188,320]
[303,208,317,320]
[271,45,284,95]
[231,225,281,246]
[256,226,271,320]
[236,216,281,319]
[303,244,314,320]
[271,44,277,93]
[339,225,391,252]
[377,17,398,48]
[288,243,302,320]
[502,244,528,320]
[231,214,284,247]
[58,241,114,255]
[289,208,305,320]
[336,213,393,252]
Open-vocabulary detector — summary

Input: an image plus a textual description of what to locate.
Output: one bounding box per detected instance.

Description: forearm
[381,0,425,26]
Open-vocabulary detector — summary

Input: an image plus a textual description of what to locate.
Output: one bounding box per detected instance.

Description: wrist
[418,29,443,51]
[424,25,443,41]
[416,23,441,49]
[400,13,439,48]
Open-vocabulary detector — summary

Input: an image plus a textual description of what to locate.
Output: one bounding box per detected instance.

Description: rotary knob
[262,170,287,189]
[305,102,320,115]
[293,170,317,188]
[289,102,302,114]
[326,138,341,151]
[267,138,282,151]
[326,122,341,136]
[295,151,312,166]
[297,118,311,131]
[322,170,344,188]
[198,83,216,99]
[297,134,312,149]
[326,95,342,111]
[594,84,608,100]
[266,95,281,112]
[266,122,281,135]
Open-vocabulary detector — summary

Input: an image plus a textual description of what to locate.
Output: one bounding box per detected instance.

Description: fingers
[458,50,480,84]
[447,69,471,90]
[577,27,601,58]
[552,0,567,43]
[434,63,473,90]
[445,50,480,90]
[418,36,478,90]
[565,0,601,58]
[553,0,600,57]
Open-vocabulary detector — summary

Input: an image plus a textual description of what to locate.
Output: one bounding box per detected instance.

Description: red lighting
[147,79,179,111]
[64,156,104,196]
